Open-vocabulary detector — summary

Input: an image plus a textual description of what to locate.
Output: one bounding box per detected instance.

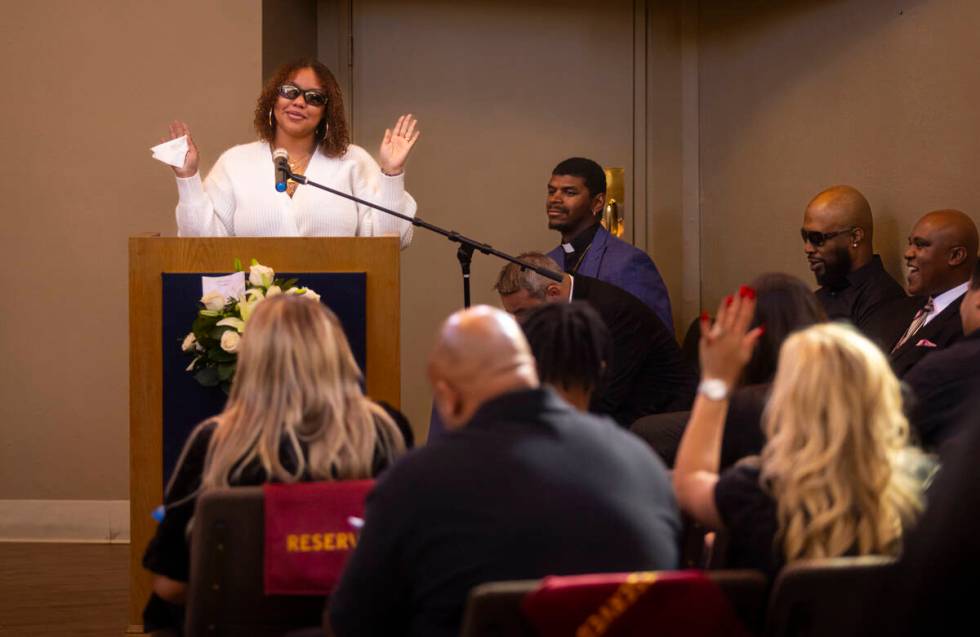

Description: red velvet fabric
[521,570,751,637]
[263,480,374,595]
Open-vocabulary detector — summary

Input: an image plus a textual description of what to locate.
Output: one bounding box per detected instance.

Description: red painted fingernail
[739,285,750,298]
[700,311,709,322]
[725,295,734,307]
[758,323,766,335]
[747,286,757,300]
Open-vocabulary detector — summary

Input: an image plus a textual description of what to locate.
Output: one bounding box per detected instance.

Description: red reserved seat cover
[521,570,751,637]
[262,480,374,595]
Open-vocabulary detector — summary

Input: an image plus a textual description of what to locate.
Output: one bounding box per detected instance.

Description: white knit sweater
[175,141,416,248]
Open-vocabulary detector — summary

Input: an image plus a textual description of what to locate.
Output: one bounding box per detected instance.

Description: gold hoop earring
[268,108,274,128]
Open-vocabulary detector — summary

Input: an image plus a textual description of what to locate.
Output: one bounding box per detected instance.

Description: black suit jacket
[903,329,980,451]
[329,389,680,637]
[889,294,965,378]
[572,274,697,425]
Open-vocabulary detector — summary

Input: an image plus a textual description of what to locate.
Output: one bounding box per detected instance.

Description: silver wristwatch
[698,378,730,401]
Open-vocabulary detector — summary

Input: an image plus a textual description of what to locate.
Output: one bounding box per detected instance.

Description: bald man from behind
[328,306,680,637]
[802,185,916,348]
[890,209,979,378]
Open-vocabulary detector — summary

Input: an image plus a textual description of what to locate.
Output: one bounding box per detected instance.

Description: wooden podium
[127,236,400,631]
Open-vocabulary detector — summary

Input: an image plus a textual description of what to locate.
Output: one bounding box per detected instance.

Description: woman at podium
[164,58,420,247]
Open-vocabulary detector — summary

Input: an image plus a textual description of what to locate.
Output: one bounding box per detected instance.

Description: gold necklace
[285,154,312,197]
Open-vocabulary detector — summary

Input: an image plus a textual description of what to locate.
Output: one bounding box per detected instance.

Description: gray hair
[494,252,562,298]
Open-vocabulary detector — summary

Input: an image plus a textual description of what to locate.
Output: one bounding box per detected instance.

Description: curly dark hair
[253,58,350,158]
[521,301,612,395]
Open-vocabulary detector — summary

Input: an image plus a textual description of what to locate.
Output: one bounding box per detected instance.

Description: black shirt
[561,222,601,272]
[329,388,680,637]
[815,255,917,349]
[714,463,782,580]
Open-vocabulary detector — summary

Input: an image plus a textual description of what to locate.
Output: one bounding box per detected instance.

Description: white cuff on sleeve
[176,173,207,204]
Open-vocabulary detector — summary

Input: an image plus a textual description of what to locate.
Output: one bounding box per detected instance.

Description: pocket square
[915,338,937,348]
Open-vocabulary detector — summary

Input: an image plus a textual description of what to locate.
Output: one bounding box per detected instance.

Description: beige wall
[697,0,980,309]
[349,0,639,438]
[0,1,261,500]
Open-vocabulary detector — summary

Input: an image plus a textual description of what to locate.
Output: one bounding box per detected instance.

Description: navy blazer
[889,294,965,378]
[548,225,674,331]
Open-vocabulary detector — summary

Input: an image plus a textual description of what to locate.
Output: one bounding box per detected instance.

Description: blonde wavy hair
[195,295,402,492]
[760,323,924,563]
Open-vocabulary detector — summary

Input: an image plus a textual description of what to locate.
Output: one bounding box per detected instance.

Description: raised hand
[378,114,420,175]
[698,286,764,387]
[164,120,200,178]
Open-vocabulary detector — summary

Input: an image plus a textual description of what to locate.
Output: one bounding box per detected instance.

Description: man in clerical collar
[545,157,674,331]
[801,185,915,348]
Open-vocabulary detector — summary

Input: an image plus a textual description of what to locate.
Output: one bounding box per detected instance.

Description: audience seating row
[184,488,894,637]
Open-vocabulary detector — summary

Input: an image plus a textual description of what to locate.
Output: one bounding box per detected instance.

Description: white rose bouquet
[182,258,321,393]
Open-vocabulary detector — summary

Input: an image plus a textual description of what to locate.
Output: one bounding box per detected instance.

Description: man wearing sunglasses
[802,185,916,349]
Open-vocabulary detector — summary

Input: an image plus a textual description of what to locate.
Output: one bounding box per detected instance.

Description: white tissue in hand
[151,135,189,168]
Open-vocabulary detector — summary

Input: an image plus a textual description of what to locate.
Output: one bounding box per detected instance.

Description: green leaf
[217,362,236,381]
[194,367,220,387]
[234,257,243,272]
[193,314,220,338]
[280,278,299,290]
[251,258,259,266]
[207,347,236,363]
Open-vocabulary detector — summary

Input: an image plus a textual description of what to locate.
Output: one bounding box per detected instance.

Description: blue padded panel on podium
[161,272,366,484]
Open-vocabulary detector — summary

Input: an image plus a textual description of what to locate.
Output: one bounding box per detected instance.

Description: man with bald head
[329,306,679,637]
[890,209,979,377]
[802,185,915,347]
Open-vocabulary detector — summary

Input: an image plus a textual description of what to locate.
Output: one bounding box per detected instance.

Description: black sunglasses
[277,84,328,107]
[800,227,854,247]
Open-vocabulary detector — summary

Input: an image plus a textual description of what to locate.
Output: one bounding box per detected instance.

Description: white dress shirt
[923,281,969,326]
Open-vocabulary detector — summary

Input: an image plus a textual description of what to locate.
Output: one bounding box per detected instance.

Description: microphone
[272,148,290,192]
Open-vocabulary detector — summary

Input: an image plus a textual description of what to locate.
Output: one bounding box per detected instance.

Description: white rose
[248,264,275,288]
[304,289,321,302]
[181,332,197,352]
[216,317,245,333]
[200,291,227,312]
[266,285,282,297]
[220,330,241,353]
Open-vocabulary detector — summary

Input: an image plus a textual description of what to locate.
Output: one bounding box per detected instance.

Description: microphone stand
[284,169,563,307]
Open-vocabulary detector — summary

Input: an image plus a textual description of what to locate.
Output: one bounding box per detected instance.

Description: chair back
[765,556,896,637]
[460,570,766,637]
[185,487,324,637]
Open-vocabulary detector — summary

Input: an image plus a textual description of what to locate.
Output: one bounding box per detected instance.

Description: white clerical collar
[924,280,970,326]
[561,242,574,253]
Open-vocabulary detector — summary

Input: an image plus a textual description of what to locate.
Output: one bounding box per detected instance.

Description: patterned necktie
[892,297,935,353]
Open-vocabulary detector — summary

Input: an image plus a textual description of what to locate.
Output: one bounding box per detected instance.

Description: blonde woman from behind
[142,295,404,634]
[673,287,926,579]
